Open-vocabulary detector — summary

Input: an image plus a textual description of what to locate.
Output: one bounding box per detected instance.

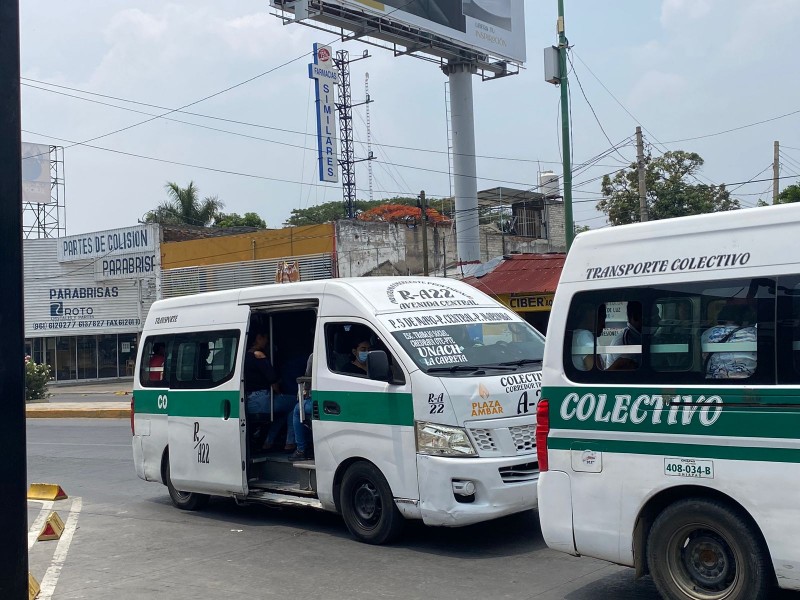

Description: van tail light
[130,395,135,436]
[536,399,550,472]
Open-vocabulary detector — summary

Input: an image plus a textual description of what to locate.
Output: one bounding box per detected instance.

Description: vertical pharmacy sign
[309,43,339,183]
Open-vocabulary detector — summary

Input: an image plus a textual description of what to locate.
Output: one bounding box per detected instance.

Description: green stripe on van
[134,389,240,419]
[543,386,800,439]
[548,437,800,464]
[312,390,414,427]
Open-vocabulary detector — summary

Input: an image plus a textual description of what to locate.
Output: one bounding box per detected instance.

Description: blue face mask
[358,351,369,363]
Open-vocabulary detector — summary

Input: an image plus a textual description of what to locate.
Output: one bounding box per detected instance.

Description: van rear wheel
[340,461,404,545]
[647,498,772,600]
[164,452,210,511]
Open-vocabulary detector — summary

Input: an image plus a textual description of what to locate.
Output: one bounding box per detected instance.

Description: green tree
[778,183,800,203]
[144,181,224,226]
[597,150,739,226]
[758,183,800,206]
[213,212,268,228]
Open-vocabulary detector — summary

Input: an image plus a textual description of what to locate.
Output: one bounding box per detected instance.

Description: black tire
[647,498,772,600]
[164,451,210,511]
[340,461,404,545]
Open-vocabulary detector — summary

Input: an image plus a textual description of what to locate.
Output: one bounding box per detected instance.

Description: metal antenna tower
[22,145,67,238]
[334,49,356,218]
[365,72,374,203]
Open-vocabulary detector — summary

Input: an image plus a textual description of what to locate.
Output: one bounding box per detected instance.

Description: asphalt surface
[25,401,800,599]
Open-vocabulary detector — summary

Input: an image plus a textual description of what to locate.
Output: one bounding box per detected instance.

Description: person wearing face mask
[340,336,371,376]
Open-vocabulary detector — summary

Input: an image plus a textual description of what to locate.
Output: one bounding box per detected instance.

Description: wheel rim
[665,524,741,599]
[352,478,382,530]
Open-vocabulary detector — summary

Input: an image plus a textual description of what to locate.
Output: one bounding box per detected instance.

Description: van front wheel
[164,452,210,511]
[340,461,404,545]
[647,498,772,600]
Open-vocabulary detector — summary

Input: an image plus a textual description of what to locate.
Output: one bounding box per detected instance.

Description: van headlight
[415,422,477,457]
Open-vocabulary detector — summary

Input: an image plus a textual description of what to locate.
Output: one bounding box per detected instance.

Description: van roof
[150,276,500,315]
[562,203,800,286]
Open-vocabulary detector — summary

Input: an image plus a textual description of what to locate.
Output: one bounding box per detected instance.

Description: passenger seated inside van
[571,303,606,371]
[271,352,308,452]
[702,303,757,379]
[604,302,644,371]
[148,342,165,381]
[289,354,314,462]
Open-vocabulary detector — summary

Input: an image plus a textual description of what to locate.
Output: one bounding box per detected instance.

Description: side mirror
[366,350,391,382]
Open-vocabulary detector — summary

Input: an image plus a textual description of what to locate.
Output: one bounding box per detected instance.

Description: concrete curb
[26,403,131,419]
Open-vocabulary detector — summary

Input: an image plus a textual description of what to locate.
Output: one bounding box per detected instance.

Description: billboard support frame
[272,1,522,80]
[22,144,67,239]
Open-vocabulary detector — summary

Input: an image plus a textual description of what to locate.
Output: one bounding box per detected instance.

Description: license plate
[664,457,714,479]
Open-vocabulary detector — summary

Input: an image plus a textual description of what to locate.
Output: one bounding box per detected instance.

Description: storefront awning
[462,253,565,296]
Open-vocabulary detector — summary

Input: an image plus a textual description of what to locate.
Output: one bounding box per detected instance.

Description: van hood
[437,371,542,425]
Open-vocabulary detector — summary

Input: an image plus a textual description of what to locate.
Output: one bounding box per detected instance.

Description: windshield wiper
[426,364,517,374]
[426,365,486,374]
[498,359,543,367]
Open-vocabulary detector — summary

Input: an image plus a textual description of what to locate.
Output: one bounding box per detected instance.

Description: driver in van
[341,336,371,376]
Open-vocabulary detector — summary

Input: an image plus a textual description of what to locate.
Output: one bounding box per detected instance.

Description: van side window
[776,276,800,384]
[325,322,403,382]
[600,301,643,372]
[139,338,168,386]
[650,298,693,372]
[140,330,240,389]
[564,278,774,386]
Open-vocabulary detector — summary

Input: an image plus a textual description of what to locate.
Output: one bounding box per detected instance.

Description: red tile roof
[462,253,565,296]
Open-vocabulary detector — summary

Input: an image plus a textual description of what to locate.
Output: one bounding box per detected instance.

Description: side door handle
[222,399,231,420]
[323,401,340,415]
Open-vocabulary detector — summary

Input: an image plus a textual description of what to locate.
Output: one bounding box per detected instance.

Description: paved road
[26,419,798,600]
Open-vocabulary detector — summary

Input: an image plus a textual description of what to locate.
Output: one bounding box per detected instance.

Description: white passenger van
[537,204,800,599]
[132,277,544,544]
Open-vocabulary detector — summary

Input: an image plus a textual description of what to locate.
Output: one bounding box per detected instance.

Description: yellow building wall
[161,223,335,269]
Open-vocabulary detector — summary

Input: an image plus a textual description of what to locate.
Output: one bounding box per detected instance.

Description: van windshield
[389,318,545,377]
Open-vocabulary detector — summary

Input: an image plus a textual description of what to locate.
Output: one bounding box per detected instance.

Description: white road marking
[28,500,54,549]
[37,497,82,600]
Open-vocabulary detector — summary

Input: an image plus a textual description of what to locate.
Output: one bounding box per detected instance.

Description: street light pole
[557,0,574,250]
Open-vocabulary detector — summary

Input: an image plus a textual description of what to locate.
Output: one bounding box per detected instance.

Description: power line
[22,77,625,168]
[567,50,631,164]
[661,108,800,144]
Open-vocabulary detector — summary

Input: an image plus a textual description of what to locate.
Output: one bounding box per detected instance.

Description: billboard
[276,0,526,63]
[21,142,52,205]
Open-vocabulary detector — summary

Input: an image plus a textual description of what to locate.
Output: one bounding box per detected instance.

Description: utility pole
[773,140,780,205]
[637,126,648,222]
[557,0,574,249]
[0,0,29,597]
[419,190,429,276]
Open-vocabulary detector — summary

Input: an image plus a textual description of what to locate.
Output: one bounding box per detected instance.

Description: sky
[19,0,800,236]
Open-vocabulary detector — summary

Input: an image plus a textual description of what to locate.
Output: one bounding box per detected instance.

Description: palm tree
[144,181,224,226]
